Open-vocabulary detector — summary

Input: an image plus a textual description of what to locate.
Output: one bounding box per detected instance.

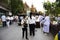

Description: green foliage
[55,7,60,16]
[43,1,60,16]
[56,0,60,7]
[44,2,51,10]
[44,2,52,15]
[0,0,24,15]
[11,0,24,15]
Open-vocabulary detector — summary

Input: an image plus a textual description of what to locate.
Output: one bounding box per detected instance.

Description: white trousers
[7,21,10,27]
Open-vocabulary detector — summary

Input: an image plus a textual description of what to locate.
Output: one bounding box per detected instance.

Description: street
[0,23,54,40]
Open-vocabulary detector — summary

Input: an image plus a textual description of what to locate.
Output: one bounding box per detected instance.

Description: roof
[24,2,29,8]
[0,3,10,11]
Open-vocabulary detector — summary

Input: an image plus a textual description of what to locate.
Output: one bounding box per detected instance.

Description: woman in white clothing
[28,13,36,36]
[35,15,40,28]
[6,16,10,27]
[43,14,50,34]
[21,16,28,40]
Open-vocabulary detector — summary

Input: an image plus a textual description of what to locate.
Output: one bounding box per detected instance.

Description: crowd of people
[20,12,60,40]
[0,15,18,27]
[20,12,50,40]
[0,12,60,40]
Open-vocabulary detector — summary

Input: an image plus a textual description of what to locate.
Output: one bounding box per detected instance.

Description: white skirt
[43,24,50,33]
[6,21,10,27]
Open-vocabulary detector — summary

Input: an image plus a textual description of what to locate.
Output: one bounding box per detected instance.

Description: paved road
[0,23,54,40]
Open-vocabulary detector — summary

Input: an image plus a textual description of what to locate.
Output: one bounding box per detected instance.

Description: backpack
[23,19,28,28]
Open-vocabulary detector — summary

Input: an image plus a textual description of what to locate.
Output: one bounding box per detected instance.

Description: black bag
[22,27,27,31]
[24,23,27,28]
[23,20,28,28]
[6,19,9,22]
[22,28,25,31]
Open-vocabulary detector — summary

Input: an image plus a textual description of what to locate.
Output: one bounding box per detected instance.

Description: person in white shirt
[28,13,36,36]
[20,16,23,20]
[21,16,28,40]
[35,15,40,28]
[1,15,6,27]
[18,16,23,26]
[43,14,50,34]
[39,14,44,27]
[15,15,18,22]
[6,16,10,27]
[10,16,13,25]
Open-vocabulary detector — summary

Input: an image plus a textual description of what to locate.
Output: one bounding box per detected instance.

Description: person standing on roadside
[28,12,36,36]
[43,14,50,34]
[1,15,6,27]
[21,16,29,40]
[6,16,10,27]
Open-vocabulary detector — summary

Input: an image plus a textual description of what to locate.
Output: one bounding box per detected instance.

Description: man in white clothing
[1,15,6,27]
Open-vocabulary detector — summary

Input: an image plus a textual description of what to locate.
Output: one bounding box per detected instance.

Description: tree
[43,1,59,16]
[0,0,24,15]
[44,2,52,15]
[11,0,24,15]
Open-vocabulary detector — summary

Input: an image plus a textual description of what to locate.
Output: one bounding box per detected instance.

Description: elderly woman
[43,14,50,34]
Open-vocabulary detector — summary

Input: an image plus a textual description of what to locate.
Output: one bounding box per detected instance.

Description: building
[0,3,10,17]
[23,2,30,12]
[19,2,30,15]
